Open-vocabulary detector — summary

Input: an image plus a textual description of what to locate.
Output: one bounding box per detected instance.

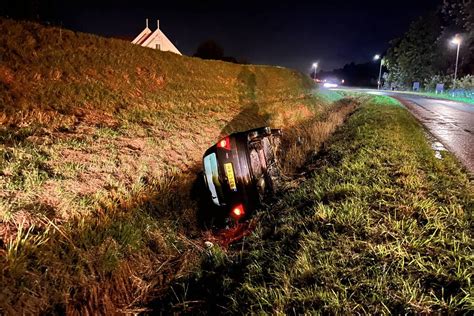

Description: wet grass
[391,90,474,105]
[158,95,473,314]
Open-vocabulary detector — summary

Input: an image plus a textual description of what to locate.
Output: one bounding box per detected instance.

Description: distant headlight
[323,83,338,88]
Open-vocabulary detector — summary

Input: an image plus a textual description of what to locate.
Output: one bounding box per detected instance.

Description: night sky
[3,0,442,72]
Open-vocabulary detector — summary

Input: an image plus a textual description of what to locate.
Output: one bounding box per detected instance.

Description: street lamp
[312,62,318,80]
[451,35,461,88]
[373,54,383,90]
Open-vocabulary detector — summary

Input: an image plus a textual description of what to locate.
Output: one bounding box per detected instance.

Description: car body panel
[202,127,282,221]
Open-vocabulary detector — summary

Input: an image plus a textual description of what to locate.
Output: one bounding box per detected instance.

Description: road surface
[342,89,474,174]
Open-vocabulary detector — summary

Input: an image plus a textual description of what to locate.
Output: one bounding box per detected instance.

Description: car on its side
[202,127,282,222]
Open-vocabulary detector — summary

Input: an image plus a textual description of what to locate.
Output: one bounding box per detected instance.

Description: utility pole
[451,35,461,89]
[377,58,383,90]
[374,54,382,90]
[312,62,318,80]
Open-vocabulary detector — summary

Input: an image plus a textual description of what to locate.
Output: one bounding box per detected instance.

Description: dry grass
[280,98,358,174]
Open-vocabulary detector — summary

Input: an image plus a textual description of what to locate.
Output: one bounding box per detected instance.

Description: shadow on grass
[219,68,270,137]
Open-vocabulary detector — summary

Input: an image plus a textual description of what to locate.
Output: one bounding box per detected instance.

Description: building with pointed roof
[131,19,181,55]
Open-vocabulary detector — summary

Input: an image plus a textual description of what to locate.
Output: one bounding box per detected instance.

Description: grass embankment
[0,19,353,314]
[157,95,473,314]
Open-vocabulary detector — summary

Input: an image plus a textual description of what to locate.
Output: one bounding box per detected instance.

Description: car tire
[248,127,272,141]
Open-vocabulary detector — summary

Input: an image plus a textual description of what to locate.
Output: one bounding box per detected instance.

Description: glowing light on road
[373,54,380,60]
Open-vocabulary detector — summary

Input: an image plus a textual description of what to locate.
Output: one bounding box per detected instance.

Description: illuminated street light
[312,62,318,80]
[451,36,461,45]
[374,54,383,90]
[451,35,461,87]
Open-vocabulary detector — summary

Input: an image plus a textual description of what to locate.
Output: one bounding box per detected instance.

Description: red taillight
[231,204,245,220]
[217,136,231,150]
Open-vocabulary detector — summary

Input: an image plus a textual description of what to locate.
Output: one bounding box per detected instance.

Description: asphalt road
[342,89,474,174]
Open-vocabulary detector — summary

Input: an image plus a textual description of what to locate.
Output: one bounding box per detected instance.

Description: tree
[193,40,248,64]
[385,2,474,90]
[317,61,381,87]
[193,40,224,60]
[384,12,442,88]
[440,0,474,75]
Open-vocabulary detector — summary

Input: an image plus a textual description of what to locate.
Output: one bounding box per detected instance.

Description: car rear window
[203,152,224,206]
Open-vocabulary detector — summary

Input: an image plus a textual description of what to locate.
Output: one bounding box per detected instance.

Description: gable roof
[140,28,181,54]
[131,20,182,55]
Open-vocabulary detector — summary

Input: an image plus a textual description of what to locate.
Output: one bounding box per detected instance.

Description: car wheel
[248,127,272,141]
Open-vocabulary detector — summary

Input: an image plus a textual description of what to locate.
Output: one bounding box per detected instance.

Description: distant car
[202,127,282,222]
[323,79,339,88]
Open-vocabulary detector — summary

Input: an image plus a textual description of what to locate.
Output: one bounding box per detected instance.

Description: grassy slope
[159,95,473,314]
[0,18,315,127]
[0,19,352,314]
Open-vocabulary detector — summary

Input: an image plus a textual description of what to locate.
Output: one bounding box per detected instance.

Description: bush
[454,75,474,89]
[449,75,474,99]
[423,74,453,91]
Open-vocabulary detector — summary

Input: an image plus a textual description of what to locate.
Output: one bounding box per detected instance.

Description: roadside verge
[158,95,473,314]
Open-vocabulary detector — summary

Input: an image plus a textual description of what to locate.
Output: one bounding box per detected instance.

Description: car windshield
[203,152,224,206]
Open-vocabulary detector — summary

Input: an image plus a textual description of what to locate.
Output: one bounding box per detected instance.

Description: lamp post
[374,54,383,90]
[451,35,461,88]
[312,62,318,80]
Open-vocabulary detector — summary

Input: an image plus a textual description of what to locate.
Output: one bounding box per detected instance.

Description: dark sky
[3,0,442,72]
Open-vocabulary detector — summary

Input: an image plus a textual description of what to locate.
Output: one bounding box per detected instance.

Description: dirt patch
[0,65,14,85]
[202,219,258,249]
[58,148,94,164]
[36,181,66,215]
[74,108,119,128]
[270,103,314,127]
[0,210,41,244]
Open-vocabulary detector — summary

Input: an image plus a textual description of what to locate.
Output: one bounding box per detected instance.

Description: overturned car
[202,127,283,222]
